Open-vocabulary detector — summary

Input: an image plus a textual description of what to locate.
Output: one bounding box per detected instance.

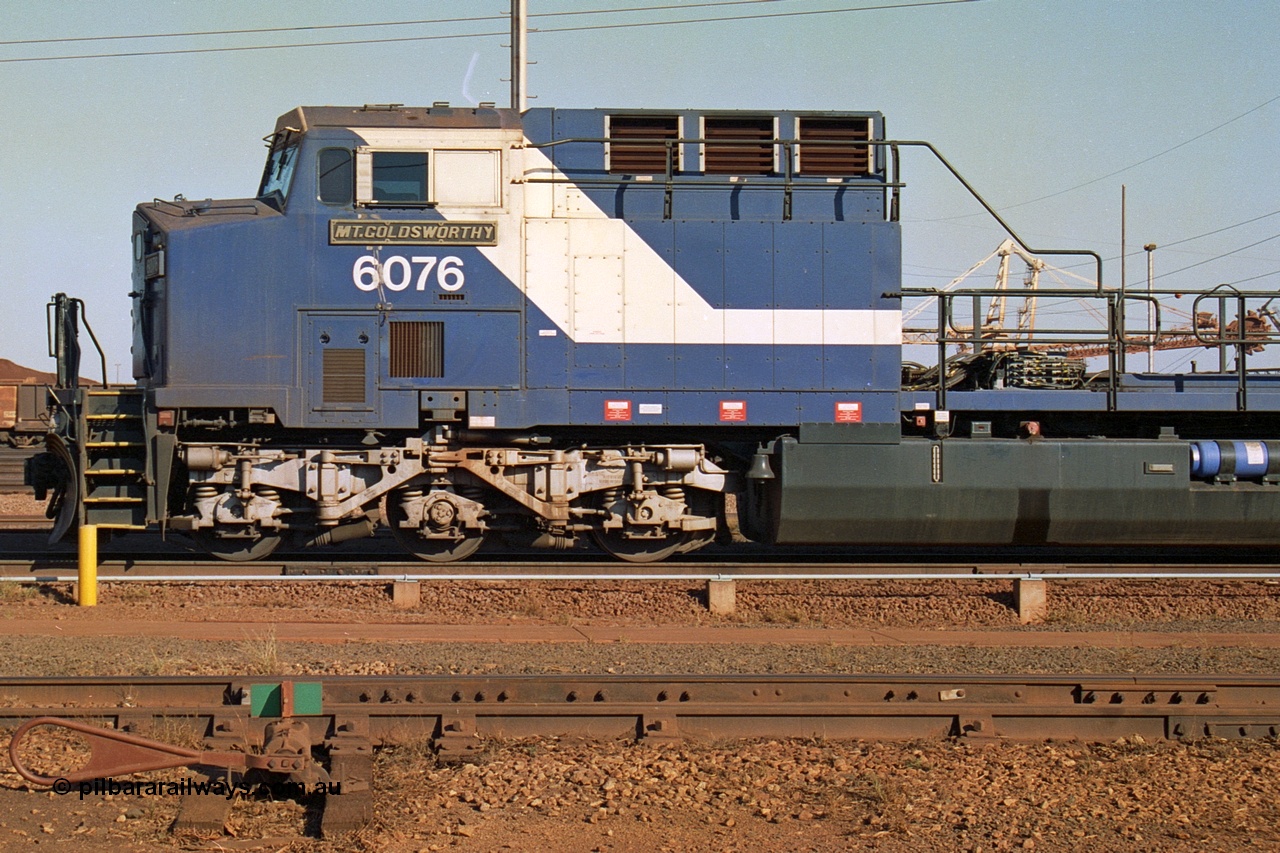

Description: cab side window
[372,152,429,202]
[318,148,353,205]
[353,149,500,207]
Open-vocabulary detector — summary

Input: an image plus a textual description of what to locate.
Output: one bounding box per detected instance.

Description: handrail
[1191,285,1263,411]
[882,140,1104,293]
[74,298,110,389]
[527,134,889,223]
[903,284,1280,412]
[46,294,108,390]
[526,135,1104,291]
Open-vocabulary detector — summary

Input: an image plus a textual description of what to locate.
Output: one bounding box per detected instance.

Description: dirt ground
[2,492,1280,850]
[3,732,1280,852]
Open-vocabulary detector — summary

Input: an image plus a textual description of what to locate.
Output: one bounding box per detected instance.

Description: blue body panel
[135,107,907,431]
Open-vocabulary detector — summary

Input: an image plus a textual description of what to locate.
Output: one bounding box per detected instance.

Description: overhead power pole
[511,0,527,112]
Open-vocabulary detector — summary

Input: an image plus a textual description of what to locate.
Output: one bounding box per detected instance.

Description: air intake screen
[703,117,775,175]
[322,349,366,403]
[797,117,872,176]
[389,321,444,378]
[608,116,679,174]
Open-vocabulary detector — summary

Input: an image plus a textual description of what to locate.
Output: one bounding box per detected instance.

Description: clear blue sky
[2,0,1277,376]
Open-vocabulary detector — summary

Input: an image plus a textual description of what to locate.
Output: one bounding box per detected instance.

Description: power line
[0,1,985,64]
[521,0,984,33]
[1224,268,1280,286]
[1154,231,1280,283]
[0,27,510,63]
[919,91,1280,222]
[1157,208,1280,251]
[910,204,1280,287]
[1000,93,1280,212]
[0,2,773,46]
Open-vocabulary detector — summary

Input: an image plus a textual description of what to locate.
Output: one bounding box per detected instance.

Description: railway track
[5,672,1279,838]
[2,554,1280,582]
[0,515,46,530]
[10,518,1280,564]
[7,672,1276,745]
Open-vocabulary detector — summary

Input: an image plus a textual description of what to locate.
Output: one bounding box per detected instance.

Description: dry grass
[141,716,206,752]
[758,607,809,625]
[0,583,37,604]
[236,626,282,675]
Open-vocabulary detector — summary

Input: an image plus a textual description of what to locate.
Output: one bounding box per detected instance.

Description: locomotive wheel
[589,487,720,563]
[386,496,484,563]
[590,528,688,563]
[191,529,284,562]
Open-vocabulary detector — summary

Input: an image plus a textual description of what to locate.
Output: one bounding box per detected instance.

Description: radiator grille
[608,115,679,174]
[703,117,775,175]
[797,117,872,176]
[322,348,366,403]
[389,321,444,378]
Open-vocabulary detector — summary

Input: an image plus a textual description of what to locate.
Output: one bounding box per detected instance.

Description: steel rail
[5,572,1280,583]
[2,558,1280,583]
[3,674,1280,748]
[0,516,48,529]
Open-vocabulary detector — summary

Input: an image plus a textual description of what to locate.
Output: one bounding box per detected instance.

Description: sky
[2,0,1278,377]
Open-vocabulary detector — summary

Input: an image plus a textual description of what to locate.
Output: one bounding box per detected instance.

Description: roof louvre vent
[703,117,775,175]
[607,115,680,174]
[797,117,873,176]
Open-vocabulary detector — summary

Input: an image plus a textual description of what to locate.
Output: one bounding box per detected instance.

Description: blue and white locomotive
[29,103,1280,561]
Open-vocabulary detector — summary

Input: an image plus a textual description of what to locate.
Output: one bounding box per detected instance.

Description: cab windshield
[257,130,300,208]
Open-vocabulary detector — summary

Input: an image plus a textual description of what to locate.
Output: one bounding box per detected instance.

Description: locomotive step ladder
[77,388,148,530]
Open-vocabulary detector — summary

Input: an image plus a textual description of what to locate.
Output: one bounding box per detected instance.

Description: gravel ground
[4,733,1280,852]
[0,635,1278,679]
[0,492,41,508]
[4,575,1280,633]
[3,493,1280,851]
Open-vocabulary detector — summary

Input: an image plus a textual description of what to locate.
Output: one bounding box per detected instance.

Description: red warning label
[719,401,747,422]
[604,400,631,421]
[835,401,863,423]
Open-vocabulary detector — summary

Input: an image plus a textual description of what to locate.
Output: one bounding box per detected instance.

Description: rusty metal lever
[7,716,307,787]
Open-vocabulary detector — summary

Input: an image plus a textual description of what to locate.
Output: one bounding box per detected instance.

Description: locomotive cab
[130,105,526,434]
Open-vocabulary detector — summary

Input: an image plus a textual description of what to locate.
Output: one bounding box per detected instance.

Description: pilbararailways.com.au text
[51,777,341,800]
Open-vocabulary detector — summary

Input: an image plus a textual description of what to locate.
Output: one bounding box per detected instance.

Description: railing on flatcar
[902,284,1280,412]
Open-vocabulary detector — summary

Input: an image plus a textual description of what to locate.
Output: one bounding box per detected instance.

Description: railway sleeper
[11,675,1280,841]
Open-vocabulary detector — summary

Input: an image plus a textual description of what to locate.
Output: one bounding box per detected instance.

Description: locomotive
[26,102,1280,562]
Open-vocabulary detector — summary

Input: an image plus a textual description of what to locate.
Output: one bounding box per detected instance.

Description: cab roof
[273,105,522,134]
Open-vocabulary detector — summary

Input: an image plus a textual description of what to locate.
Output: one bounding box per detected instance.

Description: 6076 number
[352,255,465,292]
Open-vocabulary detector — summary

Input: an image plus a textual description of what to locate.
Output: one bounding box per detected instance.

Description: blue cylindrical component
[1235,441,1270,478]
[1189,441,1218,478]
[1190,440,1271,480]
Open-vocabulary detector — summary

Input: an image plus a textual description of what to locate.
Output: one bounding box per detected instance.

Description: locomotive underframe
[173,428,731,562]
